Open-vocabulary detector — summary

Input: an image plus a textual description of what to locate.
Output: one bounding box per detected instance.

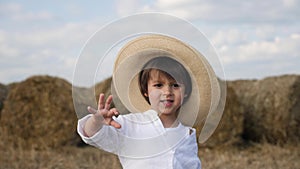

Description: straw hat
[112,34,221,127]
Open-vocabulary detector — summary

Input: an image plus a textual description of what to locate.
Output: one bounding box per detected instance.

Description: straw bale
[0,83,8,114]
[198,84,244,147]
[229,75,300,144]
[0,75,78,149]
[94,77,113,97]
[73,86,96,119]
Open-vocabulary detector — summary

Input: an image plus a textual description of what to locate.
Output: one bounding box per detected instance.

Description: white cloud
[211,29,248,46]
[118,0,300,22]
[0,19,99,84]
[11,10,54,21]
[282,0,297,8]
[0,2,55,22]
[155,0,190,8]
[1,1,299,85]
[204,22,300,80]
[255,25,278,40]
[0,30,20,58]
[0,2,22,14]
[0,44,20,58]
[115,0,141,16]
[217,32,300,64]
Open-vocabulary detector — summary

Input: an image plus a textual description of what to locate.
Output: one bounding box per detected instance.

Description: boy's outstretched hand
[84,93,121,137]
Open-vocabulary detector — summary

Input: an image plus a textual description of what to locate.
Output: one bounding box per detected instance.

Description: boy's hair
[138,56,192,104]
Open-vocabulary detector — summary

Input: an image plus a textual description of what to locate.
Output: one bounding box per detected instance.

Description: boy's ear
[144,93,148,97]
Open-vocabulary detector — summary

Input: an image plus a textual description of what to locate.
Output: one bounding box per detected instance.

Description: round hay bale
[0,75,78,149]
[197,84,244,148]
[0,83,8,114]
[73,86,96,119]
[94,77,112,98]
[230,75,300,144]
[289,76,300,143]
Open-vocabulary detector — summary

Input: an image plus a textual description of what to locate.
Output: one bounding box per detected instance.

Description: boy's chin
[158,108,177,115]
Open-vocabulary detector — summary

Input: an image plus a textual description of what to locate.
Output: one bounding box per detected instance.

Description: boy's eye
[154,83,163,88]
[172,83,181,88]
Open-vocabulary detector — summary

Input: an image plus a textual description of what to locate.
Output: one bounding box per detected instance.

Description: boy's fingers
[104,95,113,110]
[110,108,119,116]
[105,109,115,118]
[107,108,120,128]
[98,93,105,110]
[110,120,121,129]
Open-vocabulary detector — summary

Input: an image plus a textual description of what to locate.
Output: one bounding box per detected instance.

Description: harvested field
[0,139,299,169]
[0,74,299,168]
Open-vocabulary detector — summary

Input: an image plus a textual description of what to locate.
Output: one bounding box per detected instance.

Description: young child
[77,34,220,169]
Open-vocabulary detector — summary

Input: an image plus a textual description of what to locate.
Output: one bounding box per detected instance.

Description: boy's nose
[163,86,172,95]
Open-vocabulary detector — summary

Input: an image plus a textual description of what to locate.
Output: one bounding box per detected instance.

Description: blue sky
[1,0,299,86]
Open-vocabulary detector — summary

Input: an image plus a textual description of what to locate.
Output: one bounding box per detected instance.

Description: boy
[77,34,221,169]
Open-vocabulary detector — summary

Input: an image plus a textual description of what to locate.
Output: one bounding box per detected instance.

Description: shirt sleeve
[77,114,122,153]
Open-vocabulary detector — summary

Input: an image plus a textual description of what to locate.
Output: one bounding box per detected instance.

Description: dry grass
[200,142,300,169]
[0,145,121,169]
[1,139,299,169]
[0,118,299,169]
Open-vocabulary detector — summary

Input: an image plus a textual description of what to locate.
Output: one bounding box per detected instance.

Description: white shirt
[77,109,201,169]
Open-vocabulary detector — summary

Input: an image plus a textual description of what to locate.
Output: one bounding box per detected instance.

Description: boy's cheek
[149,90,161,98]
[148,90,162,105]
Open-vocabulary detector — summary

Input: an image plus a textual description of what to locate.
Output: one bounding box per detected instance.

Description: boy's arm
[83,93,121,137]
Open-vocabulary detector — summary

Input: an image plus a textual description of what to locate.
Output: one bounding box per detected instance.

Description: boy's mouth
[160,99,174,107]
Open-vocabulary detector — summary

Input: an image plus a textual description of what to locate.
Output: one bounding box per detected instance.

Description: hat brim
[113,34,220,127]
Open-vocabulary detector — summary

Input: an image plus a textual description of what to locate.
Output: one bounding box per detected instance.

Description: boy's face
[145,70,185,116]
